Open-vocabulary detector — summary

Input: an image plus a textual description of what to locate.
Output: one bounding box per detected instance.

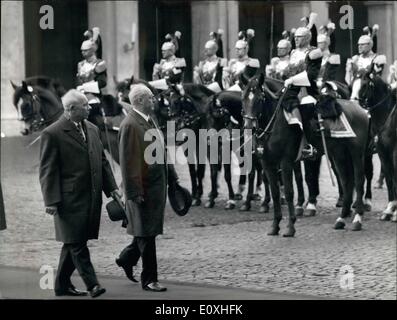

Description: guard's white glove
[284,78,293,87]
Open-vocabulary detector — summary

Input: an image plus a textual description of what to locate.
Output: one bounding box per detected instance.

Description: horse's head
[358,70,389,109]
[165,84,201,131]
[114,75,133,103]
[242,73,276,131]
[11,81,46,135]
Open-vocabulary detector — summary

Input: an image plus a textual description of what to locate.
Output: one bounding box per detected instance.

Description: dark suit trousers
[118,236,158,288]
[55,242,99,292]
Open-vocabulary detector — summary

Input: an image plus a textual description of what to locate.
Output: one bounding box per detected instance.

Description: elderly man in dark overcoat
[116,84,172,292]
[39,89,119,298]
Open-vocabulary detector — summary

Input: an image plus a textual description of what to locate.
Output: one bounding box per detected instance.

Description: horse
[161,83,214,206]
[205,89,272,212]
[358,71,397,221]
[11,78,123,165]
[244,73,370,234]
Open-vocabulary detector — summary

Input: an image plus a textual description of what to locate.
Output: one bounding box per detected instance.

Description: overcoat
[119,110,168,237]
[39,115,117,243]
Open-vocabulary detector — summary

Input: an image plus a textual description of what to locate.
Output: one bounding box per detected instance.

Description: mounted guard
[76,27,106,107]
[266,30,293,80]
[282,12,322,159]
[193,30,227,93]
[152,31,186,88]
[346,25,386,100]
[222,29,260,91]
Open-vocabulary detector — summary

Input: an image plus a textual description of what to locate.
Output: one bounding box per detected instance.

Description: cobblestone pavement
[1,135,396,300]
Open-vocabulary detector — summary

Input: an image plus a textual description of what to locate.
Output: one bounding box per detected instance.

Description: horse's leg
[235,162,246,200]
[333,150,354,230]
[196,136,205,202]
[265,163,282,236]
[303,157,321,217]
[278,167,287,205]
[378,149,397,220]
[240,160,256,212]
[331,157,344,207]
[188,163,200,206]
[204,163,219,208]
[351,149,366,231]
[280,160,296,237]
[363,152,373,211]
[259,168,270,213]
[293,161,305,216]
[224,163,236,210]
[253,160,263,201]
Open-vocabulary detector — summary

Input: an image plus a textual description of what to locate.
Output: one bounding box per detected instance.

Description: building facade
[2,0,396,120]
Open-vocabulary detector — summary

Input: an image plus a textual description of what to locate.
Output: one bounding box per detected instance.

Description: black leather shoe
[143,282,167,292]
[116,258,138,283]
[55,286,88,297]
[89,285,106,298]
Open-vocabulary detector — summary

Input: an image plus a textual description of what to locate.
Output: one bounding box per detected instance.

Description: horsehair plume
[307,12,318,30]
[238,30,246,40]
[372,24,379,35]
[281,30,289,40]
[165,33,172,41]
[217,28,224,36]
[174,31,182,39]
[92,27,100,42]
[247,29,255,39]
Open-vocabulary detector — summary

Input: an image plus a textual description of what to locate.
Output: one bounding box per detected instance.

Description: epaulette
[328,54,340,65]
[174,58,186,68]
[95,60,107,73]
[309,48,323,60]
[373,55,387,65]
[248,58,260,68]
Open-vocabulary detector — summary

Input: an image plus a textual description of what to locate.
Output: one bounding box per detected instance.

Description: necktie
[76,122,86,142]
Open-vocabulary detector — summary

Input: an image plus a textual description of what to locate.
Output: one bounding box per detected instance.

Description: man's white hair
[61,89,88,110]
[129,84,153,106]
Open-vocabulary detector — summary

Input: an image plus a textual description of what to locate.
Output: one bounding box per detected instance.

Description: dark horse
[242,74,369,236]
[161,83,214,206]
[358,71,397,222]
[205,90,272,212]
[11,76,123,164]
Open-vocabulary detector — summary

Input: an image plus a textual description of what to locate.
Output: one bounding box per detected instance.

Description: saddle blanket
[324,112,356,138]
[283,109,356,138]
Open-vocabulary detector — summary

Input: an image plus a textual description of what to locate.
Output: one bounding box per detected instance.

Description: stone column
[191,1,238,69]
[283,1,329,31]
[366,1,396,80]
[1,1,25,120]
[88,0,139,95]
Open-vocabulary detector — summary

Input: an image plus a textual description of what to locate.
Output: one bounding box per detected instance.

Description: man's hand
[284,78,293,88]
[45,206,58,216]
[133,195,144,204]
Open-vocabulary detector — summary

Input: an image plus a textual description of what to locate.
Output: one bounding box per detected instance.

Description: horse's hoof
[335,198,344,208]
[21,129,29,136]
[283,226,296,238]
[380,213,392,221]
[295,206,304,217]
[391,212,397,222]
[305,209,316,217]
[224,201,235,210]
[239,203,251,211]
[259,204,269,214]
[192,198,201,207]
[252,193,261,201]
[352,221,362,231]
[204,200,215,209]
[267,225,280,236]
[334,220,346,230]
[234,193,243,201]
